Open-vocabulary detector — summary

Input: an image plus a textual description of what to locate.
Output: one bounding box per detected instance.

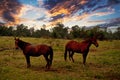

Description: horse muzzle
[95,44,99,47]
[15,47,19,49]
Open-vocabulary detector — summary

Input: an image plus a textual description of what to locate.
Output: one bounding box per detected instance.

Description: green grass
[0,36,120,80]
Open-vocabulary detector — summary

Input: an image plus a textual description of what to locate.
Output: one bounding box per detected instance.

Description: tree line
[0,23,120,40]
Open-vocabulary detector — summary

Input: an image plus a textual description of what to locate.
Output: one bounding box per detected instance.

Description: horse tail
[49,46,53,65]
[64,47,67,61]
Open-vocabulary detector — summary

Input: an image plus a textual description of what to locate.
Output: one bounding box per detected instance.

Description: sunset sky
[0,0,120,29]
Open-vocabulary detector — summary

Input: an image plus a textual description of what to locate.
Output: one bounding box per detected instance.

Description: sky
[0,0,120,29]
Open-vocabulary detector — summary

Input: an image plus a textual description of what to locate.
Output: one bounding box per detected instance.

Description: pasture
[0,36,120,80]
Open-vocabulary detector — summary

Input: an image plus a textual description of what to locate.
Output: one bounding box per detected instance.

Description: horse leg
[64,48,68,61]
[44,55,50,69]
[71,51,74,62]
[25,55,31,68]
[82,53,88,65]
[69,51,71,61]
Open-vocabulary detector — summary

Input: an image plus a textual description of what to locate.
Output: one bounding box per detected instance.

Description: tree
[15,24,31,37]
[70,25,80,38]
[0,26,13,36]
[51,23,68,38]
[113,27,120,40]
[6,26,14,36]
[32,28,51,38]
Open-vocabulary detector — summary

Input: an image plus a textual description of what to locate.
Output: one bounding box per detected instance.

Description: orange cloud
[79,0,88,5]
[50,8,69,17]
[0,0,23,26]
[49,0,88,17]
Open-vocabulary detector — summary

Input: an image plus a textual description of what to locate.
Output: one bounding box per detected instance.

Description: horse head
[90,36,99,47]
[14,37,20,49]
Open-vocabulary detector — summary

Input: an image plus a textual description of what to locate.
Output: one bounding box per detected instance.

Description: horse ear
[18,37,20,40]
[14,37,16,40]
[94,34,98,39]
[14,37,20,40]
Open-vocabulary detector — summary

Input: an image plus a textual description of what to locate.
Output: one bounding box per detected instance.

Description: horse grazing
[64,36,99,65]
[14,38,53,69]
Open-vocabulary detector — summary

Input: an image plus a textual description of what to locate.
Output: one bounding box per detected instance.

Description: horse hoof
[27,66,30,68]
[27,65,31,68]
[83,63,86,65]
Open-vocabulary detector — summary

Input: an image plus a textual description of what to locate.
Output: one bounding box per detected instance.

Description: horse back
[37,45,51,54]
[23,44,51,56]
[66,41,80,51]
[65,40,89,53]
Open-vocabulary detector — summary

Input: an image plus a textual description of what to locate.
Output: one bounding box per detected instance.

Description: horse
[64,36,99,65]
[14,37,53,69]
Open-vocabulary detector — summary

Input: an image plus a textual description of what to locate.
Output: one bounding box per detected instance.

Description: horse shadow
[28,65,59,72]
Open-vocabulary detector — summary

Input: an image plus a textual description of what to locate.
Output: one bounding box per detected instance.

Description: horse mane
[82,38,91,43]
[18,39,31,49]
[20,39,31,45]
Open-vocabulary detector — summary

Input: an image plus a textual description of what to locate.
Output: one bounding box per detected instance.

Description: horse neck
[82,39,92,48]
[18,40,31,50]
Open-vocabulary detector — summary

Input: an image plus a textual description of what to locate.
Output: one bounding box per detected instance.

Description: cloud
[0,0,23,26]
[87,20,106,23]
[87,17,120,26]
[40,0,90,26]
[42,0,120,23]
[47,0,88,16]
[42,0,65,9]
[0,0,120,27]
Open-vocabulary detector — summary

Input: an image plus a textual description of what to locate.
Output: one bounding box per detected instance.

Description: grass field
[0,36,120,80]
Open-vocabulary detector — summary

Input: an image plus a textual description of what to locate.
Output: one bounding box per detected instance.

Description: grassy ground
[0,36,120,80]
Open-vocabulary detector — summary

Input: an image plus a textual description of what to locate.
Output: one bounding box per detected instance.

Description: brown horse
[64,36,99,65]
[14,38,53,69]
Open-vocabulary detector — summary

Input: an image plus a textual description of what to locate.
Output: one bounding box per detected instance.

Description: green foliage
[70,25,81,38]
[113,27,120,40]
[0,26,14,36]
[51,23,68,38]
[15,24,31,37]
[33,29,50,38]
[0,23,120,40]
